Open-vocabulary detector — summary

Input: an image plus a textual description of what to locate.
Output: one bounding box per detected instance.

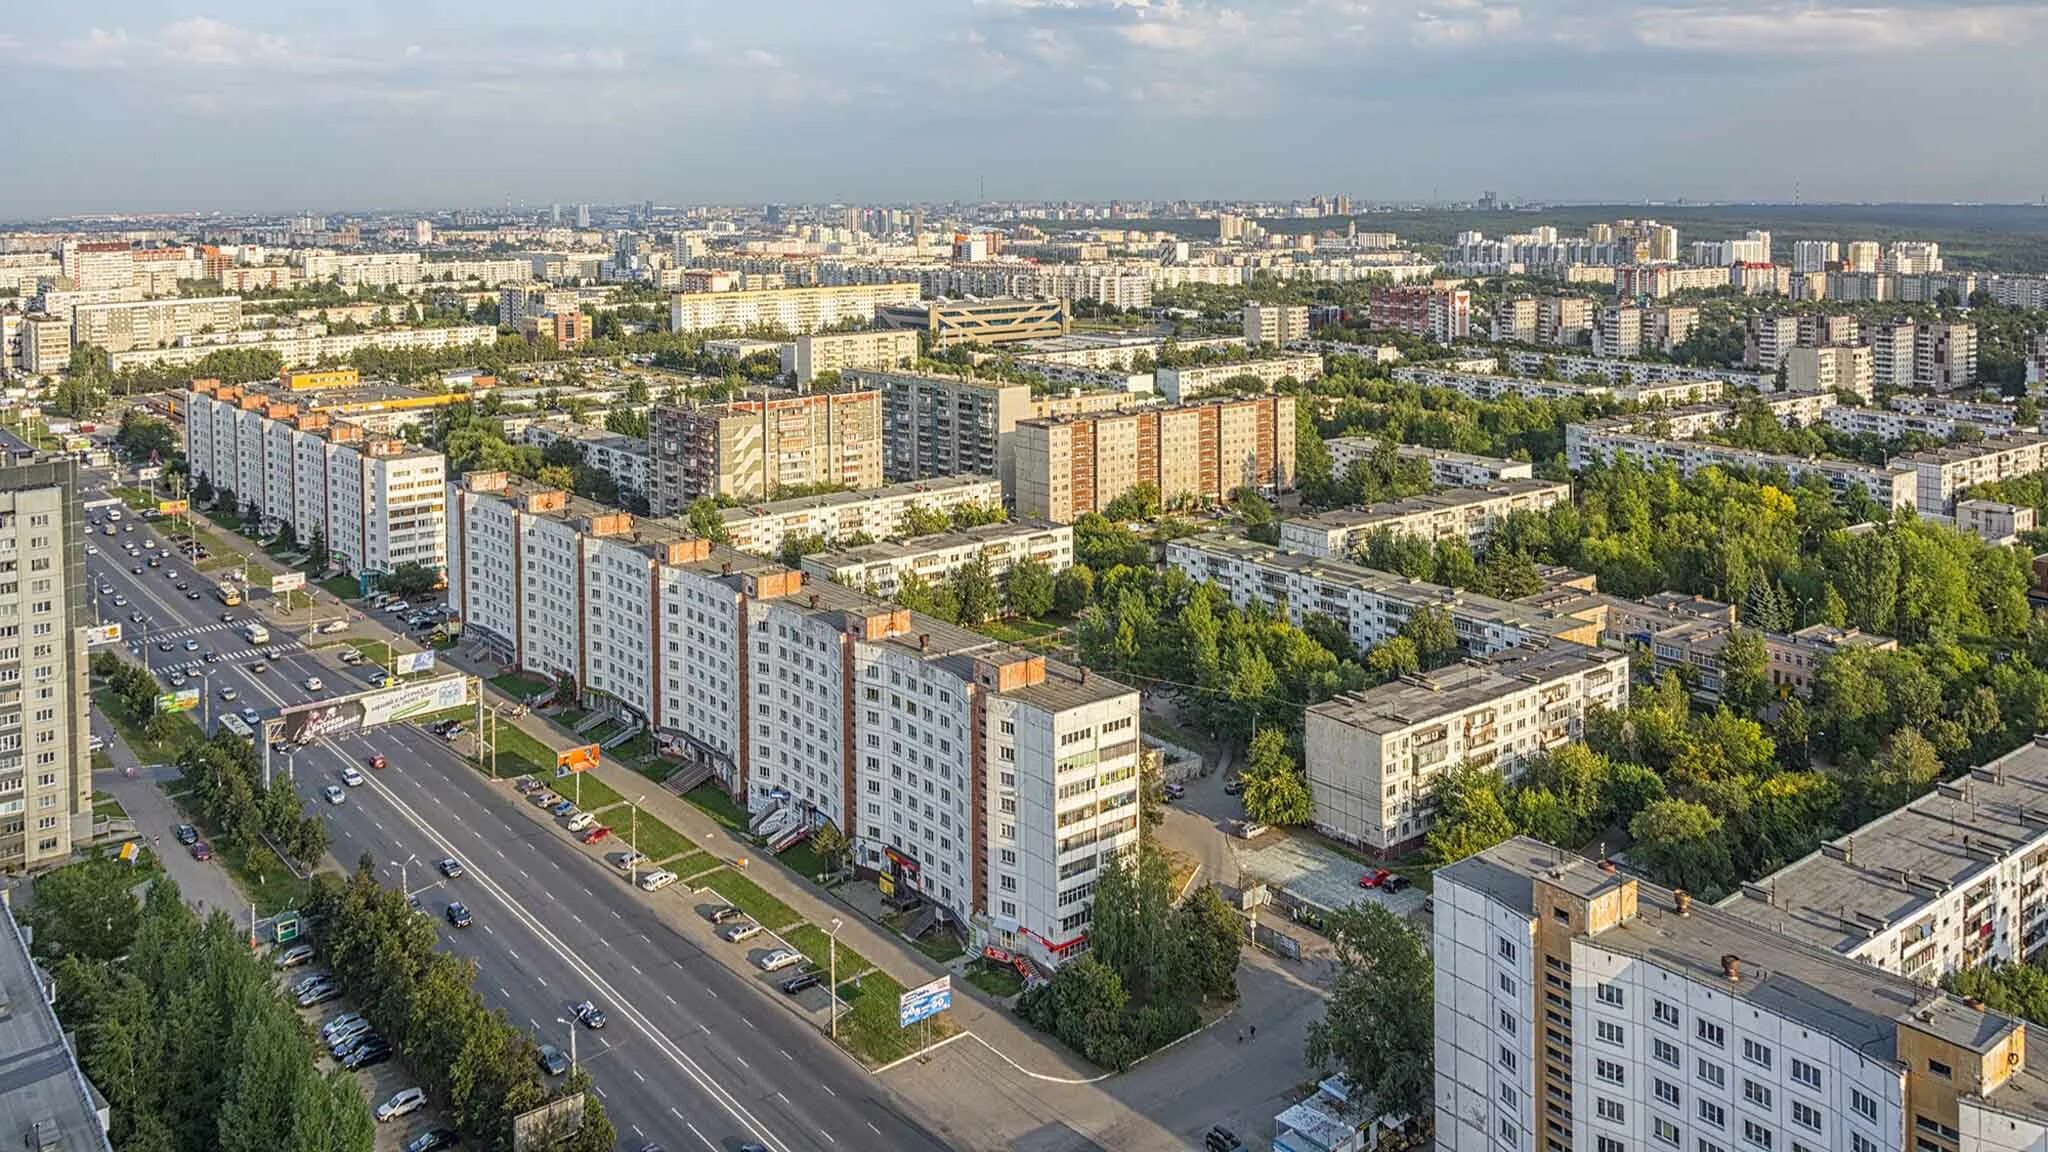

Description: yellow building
[281,366,362,391]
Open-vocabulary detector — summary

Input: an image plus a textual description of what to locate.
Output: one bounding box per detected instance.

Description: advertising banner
[556,744,599,774]
[82,623,122,647]
[157,689,200,714]
[269,571,307,594]
[394,650,437,676]
[158,499,189,515]
[898,976,952,1029]
[136,465,163,481]
[276,675,468,745]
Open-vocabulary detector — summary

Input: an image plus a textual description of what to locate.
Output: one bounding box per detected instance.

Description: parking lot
[1237,833,1428,919]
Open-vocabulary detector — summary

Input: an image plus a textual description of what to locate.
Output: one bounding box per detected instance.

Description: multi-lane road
[83,473,952,1152]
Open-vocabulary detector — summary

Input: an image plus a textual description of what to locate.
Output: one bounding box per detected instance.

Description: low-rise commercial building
[718,475,1004,556]
[1305,644,1628,851]
[1277,480,1570,560]
[1013,395,1297,523]
[874,297,1069,347]
[1154,354,1323,403]
[799,520,1072,596]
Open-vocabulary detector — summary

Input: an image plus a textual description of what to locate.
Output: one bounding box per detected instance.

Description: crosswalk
[147,643,302,677]
[142,620,255,642]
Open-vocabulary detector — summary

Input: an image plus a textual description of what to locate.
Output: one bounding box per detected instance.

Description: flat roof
[1718,739,2048,957]
[721,475,1000,522]
[1893,431,2048,467]
[1309,645,1623,734]
[0,900,114,1152]
[804,520,1067,569]
[1283,479,1566,533]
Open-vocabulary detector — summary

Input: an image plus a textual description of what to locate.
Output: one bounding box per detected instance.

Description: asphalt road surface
[84,476,950,1152]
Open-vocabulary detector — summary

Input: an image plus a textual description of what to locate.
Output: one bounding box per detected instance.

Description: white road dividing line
[632,1069,646,1083]
[735,1055,750,1069]
[819,1130,837,1145]
[685,1121,714,1151]
[867,1122,882,1135]
[356,770,797,1152]
[821,1084,835,1097]
[780,1049,794,1061]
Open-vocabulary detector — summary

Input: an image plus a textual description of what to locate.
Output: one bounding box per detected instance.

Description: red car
[367,754,387,770]
[1358,868,1391,889]
[191,841,213,862]
[580,826,612,845]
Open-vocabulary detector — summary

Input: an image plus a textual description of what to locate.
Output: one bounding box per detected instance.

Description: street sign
[556,744,599,775]
[898,975,952,1029]
[269,571,307,594]
[156,689,200,713]
[394,650,437,675]
[82,623,122,647]
[274,911,302,944]
[157,499,189,515]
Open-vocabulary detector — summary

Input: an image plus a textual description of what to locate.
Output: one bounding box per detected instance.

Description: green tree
[1399,605,1461,670]
[1719,628,1770,713]
[1102,482,1161,523]
[997,557,1052,620]
[1179,885,1245,1003]
[380,561,440,598]
[1629,798,1732,897]
[951,553,1002,623]
[1306,902,1433,1122]
[306,526,330,571]
[1425,764,1515,864]
[1052,564,1095,616]
[1239,728,1314,826]
[684,497,731,544]
[24,855,143,962]
[1364,636,1421,683]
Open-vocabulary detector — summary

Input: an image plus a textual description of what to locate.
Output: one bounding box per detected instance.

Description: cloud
[1632,3,2048,54]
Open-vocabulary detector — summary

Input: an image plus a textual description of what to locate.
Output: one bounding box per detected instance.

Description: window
[1851,1090,1878,1124]
[1500,1084,1518,1108]
[1596,1059,1625,1086]
[1789,1058,1821,1092]
[1742,1080,1772,1110]
[1598,1139,1624,1152]
[1499,1045,1518,1072]
[1500,1009,1518,1035]
[1791,1101,1821,1133]
[1742,1119,1773,1150]
[1596,1020,1625,1046]
[1597,983,1624,1008]
[1655,1078,1682,1107]
[1742,1039,1772,1070]
[1926,1058,1951,1080]
[1655,999,1681,1027]
[1500,1118,1520,1147]
[1653,1038,1681,1068]
[1697,1059,1726,1090]
[1500,972,1516,996]
[1596,1098,1625,1124]
[1499,937,1518,962]
[1698,1100,1726,1130]
[1654,1119,1681,1147]
[1851,1137,1877,1152]
[1697,1020,1726,1048]
[1701,1141,1728,1152]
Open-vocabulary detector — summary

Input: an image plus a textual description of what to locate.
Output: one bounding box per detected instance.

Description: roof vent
[1720,954,1741,982]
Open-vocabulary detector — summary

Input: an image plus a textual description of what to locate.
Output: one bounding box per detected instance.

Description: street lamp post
[400,853,419,902]
[555,1016,578,1074]
[828,916,842,1041]
[630,795,644,886]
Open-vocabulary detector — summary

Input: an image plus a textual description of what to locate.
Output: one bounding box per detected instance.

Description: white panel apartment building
[1156,354,1323,403]
[1488,348,1775,392]
[1565,419,1918,509]
[1325,439,1535,488]
[783,329,921,385]
[1305,644,1629,851]
[72,295,242,354]
[1164,534,1599,660]
[717,476,1005,557]
[182,380,447,576]
[669,283,922,335]
[444,471,1140,969]
[1433,837,2048,1152]
[1892,433,2048,514]
[799,520,1073,597]
[1278,480,1571,560]
[1395,365,1726,407]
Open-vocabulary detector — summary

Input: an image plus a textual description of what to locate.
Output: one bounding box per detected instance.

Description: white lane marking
[821,1084,835,1097]
[593,1084,607,1099]
[819,1130,837,1145]
[355,770,797,1152]
[780,1049,793,1061]
[632,1069,646,1083]
[630,963,643,976]
[866,1122,881,1136]
[685,1121,714,1151]
[704,988,717,999]
[775,1091,789,1105]
[499,986,510,998]
[664,993,678,1005]
[483,924,495,935]
[740,1016,754,1029]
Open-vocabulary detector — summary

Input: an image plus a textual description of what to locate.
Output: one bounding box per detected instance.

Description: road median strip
[693,867,803,933]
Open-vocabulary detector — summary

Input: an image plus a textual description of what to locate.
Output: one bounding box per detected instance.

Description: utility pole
[828,917,842,1041]
[630,796,643,887]
[400,853,418,901]
[556,1016,578,1073]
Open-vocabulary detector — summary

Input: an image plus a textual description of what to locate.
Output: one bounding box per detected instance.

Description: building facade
[1278,480,1571,560]
[669,283,921,335]
[717,476,1005,556]
[849,370,1034,490]
[799,520,1073,598]
[784,329,921,385]
[647,391,884,511]
[1013,395,1298,523]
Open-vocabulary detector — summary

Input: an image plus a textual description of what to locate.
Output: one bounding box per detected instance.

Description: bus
[219,714,253,739]
[242,623,270,645]
[215,583,242,607]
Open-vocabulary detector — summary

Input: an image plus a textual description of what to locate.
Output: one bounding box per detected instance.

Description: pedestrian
[1236,1029,1245,1044]
[1249,1024,1257,1040]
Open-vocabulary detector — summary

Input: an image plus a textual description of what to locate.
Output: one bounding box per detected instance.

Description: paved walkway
[93,715,248,917]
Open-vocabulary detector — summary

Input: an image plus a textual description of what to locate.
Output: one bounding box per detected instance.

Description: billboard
[556,744,599,775]
[269,571,307,594]
[394,650,437,675]
[276,674,469,746]
[157,688,200,714]
[511,1096,587,1151]
[158,499,189,515]
[136,465,163,481]
[82,623,122,647]
[899,975,952,1029]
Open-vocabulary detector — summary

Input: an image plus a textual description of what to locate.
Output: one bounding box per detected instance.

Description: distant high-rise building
[1594,304,1641,358]
[413,219,434,246]
[1845,240,1882,273]
[1792,239,1839,274]
[1886,240,1943,275]
[1243,302,1310,347]
[1916,321,1977,391]
[575,204,591,228]
[551,203,562,224]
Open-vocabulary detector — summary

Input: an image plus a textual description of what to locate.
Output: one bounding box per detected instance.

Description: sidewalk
[94,717,247,916]
[436,643,1099,1079]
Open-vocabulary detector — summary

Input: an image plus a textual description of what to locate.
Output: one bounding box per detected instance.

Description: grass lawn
[623,814,697,864]
[318,576,361,600]
[694,866,803,932]
[91,791,128,823]
[777,839,831,883]
[554,770,625,814]
[490,671,554,699]
[683,782,751,836]
[111,485,155,510]
[587,719,626,745]
[978,616,1061,644]
[613,730,656,760]
[93,687,206,764]
[913,932,966,963]
[668,850,721,880]
[834,971,957,1068]
[628,758,679,784]
[963,958,1025,999]
[783,923,873,978]
[489,723,565,780]
[91,749,113,774]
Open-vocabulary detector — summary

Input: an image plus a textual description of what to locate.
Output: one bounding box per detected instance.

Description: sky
[3,0,2047,218]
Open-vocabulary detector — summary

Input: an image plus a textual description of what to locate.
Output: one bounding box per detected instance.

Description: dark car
[344,1041,393,1070]
[708,905,744,925]
[1222,776,1244,796]
[780,970,824,995]
[436,856,463,879]
[572,1000,607,1029]
[537,1044,569,1076]
[174,823,198,845]
[190,841,213,861]
[404,1130,459,1152]
[445,902,473,928]
[1384,874,1411,893]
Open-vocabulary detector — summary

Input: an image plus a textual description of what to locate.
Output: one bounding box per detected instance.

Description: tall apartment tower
[646,392,884,512]
[1243,302,1310,347]
[1915,322,1978,392]
[1867,323,1917,392]
[1493,298,1539,344]
[0,439,91,871]
[1594,305,1641,358]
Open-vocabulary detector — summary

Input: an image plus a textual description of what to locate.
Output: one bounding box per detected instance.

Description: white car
[565,811,596,832]
[322,785,346,805]
[757,948,804,972]
[340,767,366,788]
[637,869,677,892]
[303,676,323,692]
[375,1087,426,1123]
[321,619,350,634]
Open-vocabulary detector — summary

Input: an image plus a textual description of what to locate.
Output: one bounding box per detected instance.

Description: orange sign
[556,744,599,774]
[158,499,189,515]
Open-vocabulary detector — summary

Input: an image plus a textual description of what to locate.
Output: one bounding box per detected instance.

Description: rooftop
[720,475,1000,522]
[0,898,114,1152]
[1893,431,2048,467]
[1308,645,1624,735]
[803,520,1067,569]
[1719,739,2048,958]
[1282,479,1568,533]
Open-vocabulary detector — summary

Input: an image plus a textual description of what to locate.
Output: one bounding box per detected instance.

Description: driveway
[95,721,246,916]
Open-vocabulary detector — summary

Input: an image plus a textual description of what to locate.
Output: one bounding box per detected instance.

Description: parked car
[579,825,611,845]
[404,1129,459,1152]
[613,851,648,873]
[780,970,825,995]
[637,869,677,892]
[174,823,199,845]
[1384,874,1412,893]
[190,841,212,861]
[344,1040,393,1070]
[321,619,350,634]
[1222,776,1244,796]
[565,811,596,832]
[326,1020,374,1051]
[376,1088,427,1123]
[549,800,577,818]
[274,943,317,969]
[514,776,541,794]
[1358,869,1389,890]
[708,905,744,925]
[296,984,341,1008]
[719,921,761,944]
[756,948,803,972]
[437,857,464,879]
[537,1044,569,1076]
[319,1012,366,1043]
[572,1000,607,1030]
[1162,782,1186,801]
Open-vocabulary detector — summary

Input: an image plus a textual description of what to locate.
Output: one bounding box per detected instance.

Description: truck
[243,623,270,645]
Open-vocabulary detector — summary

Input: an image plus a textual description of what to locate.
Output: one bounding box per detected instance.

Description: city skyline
[4,0,2048,217]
